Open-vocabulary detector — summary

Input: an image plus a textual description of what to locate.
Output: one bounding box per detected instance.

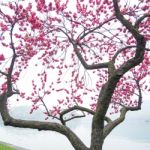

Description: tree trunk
[90,128,103,150]
[90,116,104,150]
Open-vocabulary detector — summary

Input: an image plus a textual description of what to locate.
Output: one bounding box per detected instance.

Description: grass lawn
[0,143,16,150]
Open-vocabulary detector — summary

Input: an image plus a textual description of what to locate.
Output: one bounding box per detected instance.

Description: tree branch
[10,23,16,55]
[145,48,150,51]
[113,0,141,39]
[60,105,95,125]
[73,44,109,70]
[7,24,17,94]
[103,79,143,139]
[59,28,109,70]
[59,105,111,125]
[112,45,137,62]
[112,77,142,111]
[103,107,128,139]
[0,93,89,150]
[0,71,8,76]
[112,0,146,76]
[108,61,116,77]
[79,17,115,40]
[104,116,112,123]
[125,78,142,111]
[59,26,109,71]
[64,114,85,123]
[135,14,150,29]
[39,96,60,120]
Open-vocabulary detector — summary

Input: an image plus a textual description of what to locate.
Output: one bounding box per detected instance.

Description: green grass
[0,144,16,150]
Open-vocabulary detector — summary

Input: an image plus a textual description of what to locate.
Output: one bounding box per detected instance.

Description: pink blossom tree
[0,0,150,150]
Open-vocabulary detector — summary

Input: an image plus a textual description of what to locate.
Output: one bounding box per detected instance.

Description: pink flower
[1,83,7,92]
[0,54,5,61]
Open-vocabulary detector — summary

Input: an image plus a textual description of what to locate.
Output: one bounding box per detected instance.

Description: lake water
[0,100,150,150]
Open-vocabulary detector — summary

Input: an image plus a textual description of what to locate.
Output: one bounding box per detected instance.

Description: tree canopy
[0,0,150,150]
